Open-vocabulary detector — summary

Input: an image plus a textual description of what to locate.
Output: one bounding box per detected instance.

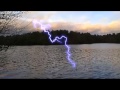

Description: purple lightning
[32,20,76,68]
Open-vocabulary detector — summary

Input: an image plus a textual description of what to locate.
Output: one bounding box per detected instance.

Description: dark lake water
[0,44,120,79]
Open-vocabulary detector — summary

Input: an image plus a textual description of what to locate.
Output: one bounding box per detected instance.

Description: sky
[15,11,120,35]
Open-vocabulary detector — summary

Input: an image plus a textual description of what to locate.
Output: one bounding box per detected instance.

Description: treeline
[0,30,120,45]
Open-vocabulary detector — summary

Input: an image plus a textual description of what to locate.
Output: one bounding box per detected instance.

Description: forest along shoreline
[0,30,120,46]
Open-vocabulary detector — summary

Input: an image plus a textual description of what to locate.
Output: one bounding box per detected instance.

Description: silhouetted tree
[0,11,26,50]
[0,11,25,33]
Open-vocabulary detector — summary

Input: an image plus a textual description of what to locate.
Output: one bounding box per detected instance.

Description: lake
[0,44,120,79]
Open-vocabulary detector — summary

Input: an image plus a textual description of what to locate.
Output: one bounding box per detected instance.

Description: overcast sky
[15,11,120,35]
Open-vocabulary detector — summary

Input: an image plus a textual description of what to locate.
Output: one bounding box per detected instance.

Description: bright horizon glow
[15,11,120,35]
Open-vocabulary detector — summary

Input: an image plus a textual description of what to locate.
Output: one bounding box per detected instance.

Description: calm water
[0,44,120,79]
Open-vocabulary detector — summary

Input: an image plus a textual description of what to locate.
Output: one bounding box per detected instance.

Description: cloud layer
[8,11,120,35]
[50,21,120,34]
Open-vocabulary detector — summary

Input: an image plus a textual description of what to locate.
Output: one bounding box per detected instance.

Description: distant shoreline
[1,43,120,46]
[1,30,120,45]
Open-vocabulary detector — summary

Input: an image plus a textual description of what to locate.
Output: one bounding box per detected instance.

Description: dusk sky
[16,11,120,35]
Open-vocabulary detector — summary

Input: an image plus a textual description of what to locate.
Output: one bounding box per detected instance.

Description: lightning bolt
[32,20,76,68]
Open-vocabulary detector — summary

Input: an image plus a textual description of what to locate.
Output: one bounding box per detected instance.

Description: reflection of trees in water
[0,52,8,67]
[0,45,9,51]
[0,45,11,67]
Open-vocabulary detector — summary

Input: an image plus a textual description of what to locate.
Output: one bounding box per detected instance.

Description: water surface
[0,44,120,79]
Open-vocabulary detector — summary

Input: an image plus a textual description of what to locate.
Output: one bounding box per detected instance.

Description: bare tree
[0,11,25,34]
[0,11,26,50]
